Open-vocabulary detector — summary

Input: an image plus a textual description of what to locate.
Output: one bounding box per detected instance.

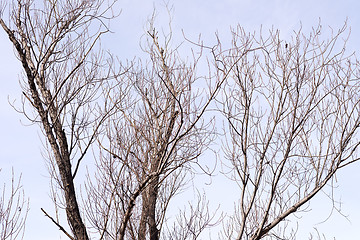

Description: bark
[148,176,160,240]
[138,191,148,239]
[0,18,89,240]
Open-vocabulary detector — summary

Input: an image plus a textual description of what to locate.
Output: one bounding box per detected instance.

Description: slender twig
[41,208,75,240]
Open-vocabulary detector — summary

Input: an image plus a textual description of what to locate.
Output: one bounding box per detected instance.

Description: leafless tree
[83,19,223,239]
[0,169,28,240]
[216,23,360,239]
[0,0,117,239]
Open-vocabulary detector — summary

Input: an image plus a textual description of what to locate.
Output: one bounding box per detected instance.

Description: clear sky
[1,0,360,239]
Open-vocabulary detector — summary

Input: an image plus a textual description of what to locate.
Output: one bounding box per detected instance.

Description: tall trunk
[48,98,89,239]
[148,177,159,240]
[55,134,89,240]
[138,191,148,239]
[138,175,159,240]
[39,101,89,239]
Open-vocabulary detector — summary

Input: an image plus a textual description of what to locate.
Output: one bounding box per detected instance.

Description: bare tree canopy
[216,24,360,240]
[1,1,360,239]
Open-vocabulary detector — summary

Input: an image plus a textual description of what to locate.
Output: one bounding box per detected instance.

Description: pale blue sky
[1,0,360,239]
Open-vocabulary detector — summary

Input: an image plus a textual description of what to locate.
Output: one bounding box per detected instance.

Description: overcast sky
[1,0,360,239]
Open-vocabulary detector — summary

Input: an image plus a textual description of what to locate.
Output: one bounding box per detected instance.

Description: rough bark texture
[148,177,160,240]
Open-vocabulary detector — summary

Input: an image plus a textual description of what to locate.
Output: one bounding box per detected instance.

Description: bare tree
[216,24,360,239]
[0,0,117,239]
[0,169,28,240]
[84,20,222,239]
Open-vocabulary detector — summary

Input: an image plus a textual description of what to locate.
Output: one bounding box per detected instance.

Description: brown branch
[41,208,75,240]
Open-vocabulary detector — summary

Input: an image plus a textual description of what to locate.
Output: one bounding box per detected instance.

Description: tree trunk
[148,177,159,240]
[138,192,148,239]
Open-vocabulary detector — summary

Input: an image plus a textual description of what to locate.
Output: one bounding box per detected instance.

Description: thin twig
[41,208,75,240]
